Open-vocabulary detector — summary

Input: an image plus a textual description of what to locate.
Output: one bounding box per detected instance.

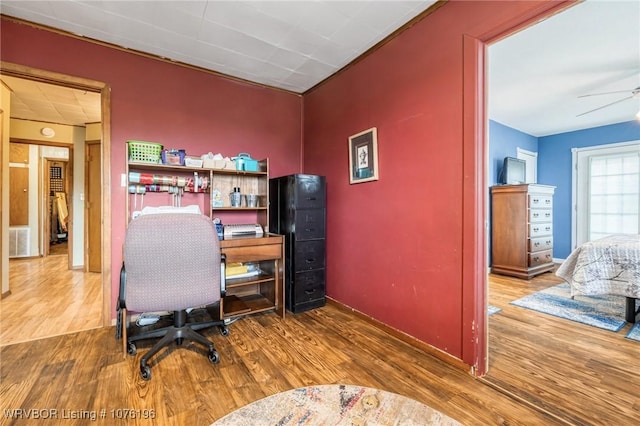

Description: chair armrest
[220,254,226,297]
[118,262,127,309]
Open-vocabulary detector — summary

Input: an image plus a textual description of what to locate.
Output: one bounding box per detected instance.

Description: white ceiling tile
[148,4,204,39]
[279,26,329,57]
[286,2,348,39]
[265,48,309,71]
[199,20,277,61]
[203,1,292,46]
[293,58,337,80]
[310,39,357,68]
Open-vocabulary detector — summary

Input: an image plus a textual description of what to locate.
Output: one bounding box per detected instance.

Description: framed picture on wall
[348,127,379,184]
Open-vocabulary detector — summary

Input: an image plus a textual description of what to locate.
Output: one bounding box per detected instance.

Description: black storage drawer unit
[270,174,326,313]
[293,240,325,271]
[293,210,326,241]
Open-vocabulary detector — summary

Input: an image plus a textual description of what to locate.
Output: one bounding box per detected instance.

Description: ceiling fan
[577,86,640,117]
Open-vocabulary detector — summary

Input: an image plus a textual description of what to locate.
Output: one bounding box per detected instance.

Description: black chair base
[127,309,224,380]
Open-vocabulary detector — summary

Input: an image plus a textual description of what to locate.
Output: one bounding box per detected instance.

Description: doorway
[1,62,112,334]
[46,158,70,257]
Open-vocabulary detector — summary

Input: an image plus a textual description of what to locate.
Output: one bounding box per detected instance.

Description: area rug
[510,282,639,332]
[627,323,640,342]
[212,384,461,425]
[488,305,501,316]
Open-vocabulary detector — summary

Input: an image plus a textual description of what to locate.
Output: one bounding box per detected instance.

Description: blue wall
[538,120,640,258]
[489,119,640,262]
[488,120,538,185]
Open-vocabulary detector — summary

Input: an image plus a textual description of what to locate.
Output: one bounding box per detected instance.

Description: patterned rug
[627,323,640,342]
[212,384,461,425]
[510,283,639,334]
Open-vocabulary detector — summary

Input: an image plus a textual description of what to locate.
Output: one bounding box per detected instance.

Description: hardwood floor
[1,256,102,346]
[484,269,640,425]
[0,262,637,425]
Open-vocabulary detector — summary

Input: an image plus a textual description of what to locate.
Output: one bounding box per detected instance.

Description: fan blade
[577,95,633,117]
[578,89,632,98]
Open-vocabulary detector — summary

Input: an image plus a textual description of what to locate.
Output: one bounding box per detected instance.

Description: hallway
[1,255,102,346]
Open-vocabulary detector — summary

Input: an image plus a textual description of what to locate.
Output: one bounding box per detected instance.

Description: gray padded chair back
[124,213,221,313]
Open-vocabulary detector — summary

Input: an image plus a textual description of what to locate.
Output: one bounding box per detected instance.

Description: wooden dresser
[491,184,555,279]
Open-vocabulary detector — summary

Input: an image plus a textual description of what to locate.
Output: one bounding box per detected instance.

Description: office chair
[118,213,226,380]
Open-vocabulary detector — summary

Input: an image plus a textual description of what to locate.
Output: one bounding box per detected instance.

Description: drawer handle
[305,228,315,232]
[305,289,315,295]
[545,226,551,231]
[306,197,316,201]
[532,213,539,218]
[532,198,539,203]
[305,258,316,263]
[546,240,552,245]
[533,227,539,232]
[546,254,551,259]
[545,213,551,218]
[533,256,539,262]
[534,242,540,247]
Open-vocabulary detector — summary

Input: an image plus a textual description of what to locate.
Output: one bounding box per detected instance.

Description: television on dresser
[498,156,526,185]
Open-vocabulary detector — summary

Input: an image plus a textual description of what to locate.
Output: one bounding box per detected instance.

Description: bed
[556,234,640,323]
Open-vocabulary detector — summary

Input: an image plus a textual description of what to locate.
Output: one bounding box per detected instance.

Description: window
[573,142,640,246]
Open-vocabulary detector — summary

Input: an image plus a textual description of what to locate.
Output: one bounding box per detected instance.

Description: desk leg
[625,297,637,323]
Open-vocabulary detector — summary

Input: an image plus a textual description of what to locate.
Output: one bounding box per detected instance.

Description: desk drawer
[222,243,282,263]
[529,249,553,266]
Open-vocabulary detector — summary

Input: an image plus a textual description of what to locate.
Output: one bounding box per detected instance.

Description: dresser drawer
[293,240,325,271]
[530,223,552,237]
[292,270,326,304]
[529,209,552,223]
[530,195,553,209]
[529,236,553,252]
[529,249,553,267]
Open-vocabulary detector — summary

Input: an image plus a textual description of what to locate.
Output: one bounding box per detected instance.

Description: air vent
[9,227,30,258]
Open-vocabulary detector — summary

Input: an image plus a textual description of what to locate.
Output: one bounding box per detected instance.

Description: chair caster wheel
[208,350,220,364]
[220,326,230,336]
[127,342,137,356]
[140,365,151,381]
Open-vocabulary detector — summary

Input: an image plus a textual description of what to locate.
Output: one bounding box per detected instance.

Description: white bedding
[556,234,640,298]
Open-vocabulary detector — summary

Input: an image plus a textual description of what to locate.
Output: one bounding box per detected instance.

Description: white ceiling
[489,0,640,137]
[1,0,638,136]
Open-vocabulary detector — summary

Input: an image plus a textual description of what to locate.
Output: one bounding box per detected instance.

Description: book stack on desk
[226,262,259,280]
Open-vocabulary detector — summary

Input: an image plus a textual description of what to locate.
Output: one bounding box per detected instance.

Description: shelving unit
[125,157,284,320]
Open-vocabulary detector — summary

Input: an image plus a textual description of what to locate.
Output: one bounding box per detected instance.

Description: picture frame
[348,127,379,184]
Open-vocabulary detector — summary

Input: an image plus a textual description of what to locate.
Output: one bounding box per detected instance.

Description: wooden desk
[220,233,285,319]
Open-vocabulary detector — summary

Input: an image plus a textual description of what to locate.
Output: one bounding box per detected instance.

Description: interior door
[86,141,102,272]
[9,143,29,226]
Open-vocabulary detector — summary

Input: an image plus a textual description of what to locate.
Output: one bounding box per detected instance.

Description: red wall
[1,19,303,318]
[303,0,570,365]
[2,0,568,370]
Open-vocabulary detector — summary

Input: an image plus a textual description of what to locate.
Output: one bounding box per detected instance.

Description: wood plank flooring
[1,259,638,425]
[484,270,640,425]
[1,256,102,346]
